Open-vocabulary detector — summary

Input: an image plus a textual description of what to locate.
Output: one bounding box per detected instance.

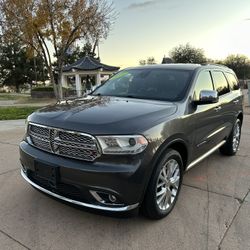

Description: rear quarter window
[225,72,240,90]
[212,71,230,96]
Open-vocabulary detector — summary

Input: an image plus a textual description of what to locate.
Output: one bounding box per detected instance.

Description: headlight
[23,120,29,141]
[96,135,148,155]
[23,117,31,141]
[24,119,29,134]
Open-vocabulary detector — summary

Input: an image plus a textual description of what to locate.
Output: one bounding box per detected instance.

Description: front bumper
[20,141,153,212]
[21,169,138,212]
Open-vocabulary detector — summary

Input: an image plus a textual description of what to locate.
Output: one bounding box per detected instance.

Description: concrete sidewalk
[0,119,25,132]
[0,116,249,249]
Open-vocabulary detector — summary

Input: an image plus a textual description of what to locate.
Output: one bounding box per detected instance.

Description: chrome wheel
[232,122,240,152]
[155,159,180,211]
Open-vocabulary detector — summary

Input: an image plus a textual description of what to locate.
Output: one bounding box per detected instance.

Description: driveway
[0,117,249,250]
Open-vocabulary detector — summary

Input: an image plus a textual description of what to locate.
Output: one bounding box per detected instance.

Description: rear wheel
[220,119,241,156]
[142,149,183,219]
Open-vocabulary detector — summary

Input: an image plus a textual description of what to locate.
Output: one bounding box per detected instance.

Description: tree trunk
[57,58,64,100]
[48,69,59,99]
[58,74,63,100]
[15,82,20,93]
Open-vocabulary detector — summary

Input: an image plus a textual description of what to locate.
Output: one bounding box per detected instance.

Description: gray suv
[20,64,243,219]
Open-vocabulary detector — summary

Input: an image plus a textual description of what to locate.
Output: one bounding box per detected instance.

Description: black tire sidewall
[220,118,242,156]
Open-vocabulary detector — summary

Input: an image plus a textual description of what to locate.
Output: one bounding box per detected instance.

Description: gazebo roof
[63,56,120,72]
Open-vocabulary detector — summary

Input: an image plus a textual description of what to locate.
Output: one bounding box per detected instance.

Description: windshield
[92,68,193,102]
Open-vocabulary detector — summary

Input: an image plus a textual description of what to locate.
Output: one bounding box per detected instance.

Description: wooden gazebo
[61,56,120,97]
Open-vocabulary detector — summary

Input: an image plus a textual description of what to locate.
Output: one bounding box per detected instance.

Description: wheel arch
[149,135,190,177]
[140,135,190,205]
[237,112,243,125]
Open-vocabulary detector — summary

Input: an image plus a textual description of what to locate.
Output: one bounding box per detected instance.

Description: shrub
[32,86,54,92]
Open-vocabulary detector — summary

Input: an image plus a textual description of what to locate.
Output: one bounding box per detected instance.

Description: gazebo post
[61,74,68,88]
[75,74,82,97]
[96,71,101,87]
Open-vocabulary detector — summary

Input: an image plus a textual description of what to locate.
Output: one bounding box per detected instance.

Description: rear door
[224,72,243,124]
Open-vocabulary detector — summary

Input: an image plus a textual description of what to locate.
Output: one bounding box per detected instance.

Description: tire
[142,149,183,219]
[220,119,242,156]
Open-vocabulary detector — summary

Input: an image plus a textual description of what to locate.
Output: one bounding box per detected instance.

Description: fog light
[109,194,117,203]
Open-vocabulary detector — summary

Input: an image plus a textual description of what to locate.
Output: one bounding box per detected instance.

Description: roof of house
[63,56,120,72]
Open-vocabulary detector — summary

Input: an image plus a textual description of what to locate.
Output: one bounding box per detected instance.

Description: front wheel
[220,119,242,156]
[142,149,183,219]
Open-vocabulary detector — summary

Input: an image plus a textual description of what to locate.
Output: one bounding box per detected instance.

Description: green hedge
[32,86,54,92]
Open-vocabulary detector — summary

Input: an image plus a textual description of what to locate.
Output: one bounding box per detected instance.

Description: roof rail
[201,63,229,68]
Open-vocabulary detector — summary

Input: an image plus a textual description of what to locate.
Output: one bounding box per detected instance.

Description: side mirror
[194,90,219,105]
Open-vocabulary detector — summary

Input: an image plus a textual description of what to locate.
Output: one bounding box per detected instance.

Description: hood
[29,96,177,134]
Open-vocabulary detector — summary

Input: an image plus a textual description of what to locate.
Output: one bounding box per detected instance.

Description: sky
[99,0,250,68]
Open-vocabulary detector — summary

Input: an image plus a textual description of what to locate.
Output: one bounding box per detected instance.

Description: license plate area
[34,161,59,188]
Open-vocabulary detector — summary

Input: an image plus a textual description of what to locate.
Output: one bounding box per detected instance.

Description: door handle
[233,99,239,104]
[214,106,222,112]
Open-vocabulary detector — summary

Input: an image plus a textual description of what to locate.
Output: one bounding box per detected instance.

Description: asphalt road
[0,117,250,250]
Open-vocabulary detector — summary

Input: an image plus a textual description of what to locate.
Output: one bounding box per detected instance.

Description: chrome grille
[58,131,94,144]
[30,124,50,137]
[28,123,101,161]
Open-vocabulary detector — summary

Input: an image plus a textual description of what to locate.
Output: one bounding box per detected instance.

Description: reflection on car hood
[29,96,177,134]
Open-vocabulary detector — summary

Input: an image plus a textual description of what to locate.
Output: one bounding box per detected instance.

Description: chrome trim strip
[196,140,207,148]
[207,126,226,139]
[186,140,226,171]
[90,190,105,203]
[21,170,139,212]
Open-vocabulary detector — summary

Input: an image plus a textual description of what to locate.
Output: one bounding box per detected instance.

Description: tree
[0,38,47,92]
[139,59,146,66]
[65,42,97,65]
[139,57,156,65]
[169,43,207,64]
[224,54,250,79]
[147,57,156,65]
[0,0,115,99]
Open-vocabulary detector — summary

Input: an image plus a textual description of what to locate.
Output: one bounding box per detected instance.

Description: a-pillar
[75,74,82,97]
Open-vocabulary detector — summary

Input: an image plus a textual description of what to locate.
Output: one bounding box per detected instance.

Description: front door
[189,70,224,161]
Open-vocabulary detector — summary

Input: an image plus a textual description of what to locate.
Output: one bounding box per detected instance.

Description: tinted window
[212,71,230,96]
[93,69,192,101]
[193,71,214,101]
[225,73,239,90]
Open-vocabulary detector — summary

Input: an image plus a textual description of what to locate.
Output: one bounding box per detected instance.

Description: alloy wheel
[155,159,181,211]
[232,122,241,152]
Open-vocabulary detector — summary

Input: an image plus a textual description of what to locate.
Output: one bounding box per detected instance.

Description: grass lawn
[0,94,30,101]
[0,107,41,120]
[0,94,56,104]
[0,94,22,100]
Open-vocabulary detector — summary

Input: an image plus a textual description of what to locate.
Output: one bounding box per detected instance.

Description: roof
[126,63,202,71]
[63,56,120,72]
[126,63,233,72]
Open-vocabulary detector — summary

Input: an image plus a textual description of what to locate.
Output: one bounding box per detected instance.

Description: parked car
[20,64,243,219]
